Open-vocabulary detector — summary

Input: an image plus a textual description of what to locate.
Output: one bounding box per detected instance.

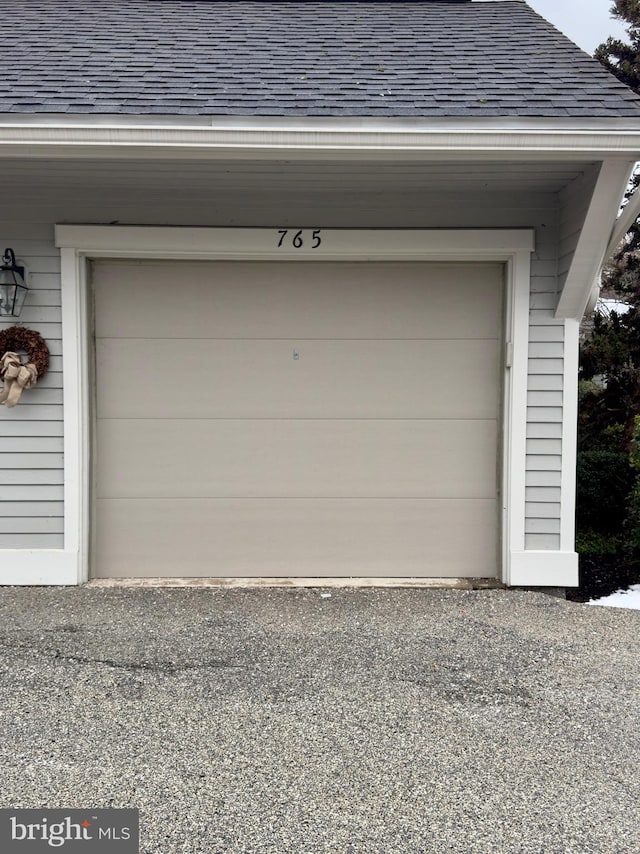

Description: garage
[92,260,503,578]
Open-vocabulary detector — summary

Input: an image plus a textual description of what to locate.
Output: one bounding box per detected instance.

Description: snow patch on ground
[589,584,640,610]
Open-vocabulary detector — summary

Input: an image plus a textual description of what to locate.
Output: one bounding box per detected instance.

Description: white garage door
[92,260,503,578]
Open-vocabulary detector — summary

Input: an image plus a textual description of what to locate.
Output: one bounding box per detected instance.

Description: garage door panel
[93,259,502,579]
[94,498,499,578]
[94,261,503,340]
[96,339,500,420]
[96,419,499,499]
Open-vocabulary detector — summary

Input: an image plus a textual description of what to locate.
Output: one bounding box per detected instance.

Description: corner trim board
[560,319,580,553]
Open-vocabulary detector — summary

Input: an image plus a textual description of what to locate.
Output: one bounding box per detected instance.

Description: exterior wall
[527,218,563,552]
[0,183,568,561]
[0,222,63,549]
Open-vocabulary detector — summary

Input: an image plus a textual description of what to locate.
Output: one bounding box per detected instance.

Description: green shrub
[576,450,634,535]
[624,417,640,553]
[575,529,622,555]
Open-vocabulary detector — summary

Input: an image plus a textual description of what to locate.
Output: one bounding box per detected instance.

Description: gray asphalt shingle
[2,0,639,118]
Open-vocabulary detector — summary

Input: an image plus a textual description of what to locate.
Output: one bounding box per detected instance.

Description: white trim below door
[6,227,540,585]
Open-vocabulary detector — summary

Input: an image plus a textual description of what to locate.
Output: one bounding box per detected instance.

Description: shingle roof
[2,0,640,118]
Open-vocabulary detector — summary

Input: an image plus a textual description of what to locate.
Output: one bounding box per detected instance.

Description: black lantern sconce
[0,249,28,317]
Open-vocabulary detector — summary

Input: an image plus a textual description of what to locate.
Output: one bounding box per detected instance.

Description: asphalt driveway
[0,587,638,853]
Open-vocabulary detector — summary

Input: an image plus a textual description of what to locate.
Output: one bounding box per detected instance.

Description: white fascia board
[556,159,636,319]
[0,120,640,160]
[1,114,640,132]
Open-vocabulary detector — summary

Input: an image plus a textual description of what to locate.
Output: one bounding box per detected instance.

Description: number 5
[312,230,322,248]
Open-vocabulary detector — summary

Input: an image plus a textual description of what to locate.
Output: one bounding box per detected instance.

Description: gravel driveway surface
[0,587,638,853]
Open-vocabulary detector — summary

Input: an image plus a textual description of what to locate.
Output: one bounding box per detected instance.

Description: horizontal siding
[0,453,64,469]
[0,517,63,533]
[527,391,562,407]
[0,533,62,548]
[3,404,63,420]
[1,469,64,485]
[0,437,63,452]
[525,502,561,519]
[1,486,64,501]
[526,471,562,488]
[526,455,562,471]
[2,388,64,405]
[526,533,561,549]
[527,422,562,439]
[527,407,563,423]
[1,501,66,517]
[529,324,565,343]
[526,287,564,550]
[0,221,64,549]
[528,374,563,391]
[0,421,63,437]
[527,518,562,535]
[529,342,563,359]
[528,358,564,375]
[530,293,559,311]
[526,438,562,455]
[526,487,561,503]
[525,215,563,552]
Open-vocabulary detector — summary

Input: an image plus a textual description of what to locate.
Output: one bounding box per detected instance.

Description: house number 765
[277,229,322,249]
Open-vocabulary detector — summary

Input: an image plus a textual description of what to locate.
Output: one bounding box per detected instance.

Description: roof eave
[0,117,640,160]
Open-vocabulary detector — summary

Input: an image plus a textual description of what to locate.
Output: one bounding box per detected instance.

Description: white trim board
[2,226,571,586]
[55,226,535,258]
[561,319,580,553]
[510,552,579,588]
[0,551,80,586]
[1,123,640,161]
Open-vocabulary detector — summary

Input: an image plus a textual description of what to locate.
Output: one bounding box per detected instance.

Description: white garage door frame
[7,225,557,585]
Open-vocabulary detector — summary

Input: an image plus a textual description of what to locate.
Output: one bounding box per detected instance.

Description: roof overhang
[556,159,636,319]
[0,116,639,161]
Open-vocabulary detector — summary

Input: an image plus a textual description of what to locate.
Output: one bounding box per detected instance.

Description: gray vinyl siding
[526,221,564,551]
[0,222,63,548]
[0,162,584,555]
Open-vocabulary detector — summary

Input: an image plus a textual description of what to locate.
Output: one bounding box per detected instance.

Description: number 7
[277,229,288,248]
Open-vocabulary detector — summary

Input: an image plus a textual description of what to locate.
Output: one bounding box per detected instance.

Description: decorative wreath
[0,326,49,408]
[0,326,50,378]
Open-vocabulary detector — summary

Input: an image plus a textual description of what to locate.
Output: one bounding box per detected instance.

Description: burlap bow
[0,351,38,408]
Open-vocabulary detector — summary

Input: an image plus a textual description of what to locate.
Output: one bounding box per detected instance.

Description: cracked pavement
[0,586,638,853]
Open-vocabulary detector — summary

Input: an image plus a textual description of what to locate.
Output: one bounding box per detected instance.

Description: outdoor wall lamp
[0,249,28,317]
